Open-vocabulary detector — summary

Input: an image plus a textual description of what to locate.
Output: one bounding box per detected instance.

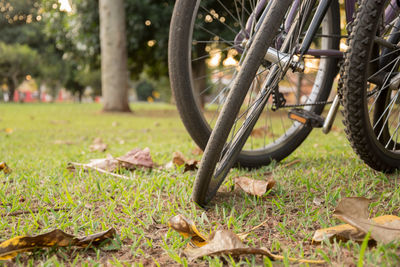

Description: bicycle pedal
[288,108,324,128]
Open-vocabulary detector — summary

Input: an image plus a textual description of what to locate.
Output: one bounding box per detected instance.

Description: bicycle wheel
[169,0,340,167]
[342,0,400,171]
[192,0,341,206]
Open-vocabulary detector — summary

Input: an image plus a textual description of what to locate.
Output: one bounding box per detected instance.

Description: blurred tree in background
[0,0,246,105]
[0,0,64,100]
[42,0,173,105]
[0,42,39,99]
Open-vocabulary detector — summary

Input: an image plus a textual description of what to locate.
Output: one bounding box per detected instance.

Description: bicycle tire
[192,0,292,205]
[342,0,400,171]
[192,0,340,206]
[168,0,340,168]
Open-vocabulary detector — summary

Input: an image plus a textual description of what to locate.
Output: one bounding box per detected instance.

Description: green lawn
[0,103,399,266]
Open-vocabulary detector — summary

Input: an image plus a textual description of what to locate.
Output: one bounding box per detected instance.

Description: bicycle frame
[237,0,400,59]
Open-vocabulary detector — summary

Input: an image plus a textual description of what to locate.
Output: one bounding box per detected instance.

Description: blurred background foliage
[0,0,174,102]
[0,0,349,103]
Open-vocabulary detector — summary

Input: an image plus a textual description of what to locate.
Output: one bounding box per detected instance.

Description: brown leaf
[86,155,119,172]
[0,228,116,260]
[184,230,246,260]
[333,197,400,244]
[75,228,116,247]
[184,229,324,264]
[312,215,399,243]
[170,215,324,264]
[172,151,186,166]
[89,138,108,152]
[117,147,154,169]
[312,222,365,243]
[168,215,207,247]
[68,148,153,178]
[170,151,198,172]
[235,177,275,196]
[0,162,12,175]
[335,197,370,219]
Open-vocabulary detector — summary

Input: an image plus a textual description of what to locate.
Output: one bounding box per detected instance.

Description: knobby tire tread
[342,0,396,172]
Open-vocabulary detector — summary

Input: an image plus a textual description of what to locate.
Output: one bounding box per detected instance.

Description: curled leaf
[333,197,400,244]
[168,215,207,247]
[312,222,365,243]
[184,230,246,260]
[184,229,324,264]
[0,228,116,260]
[171,151,198,172]
[169,215,325,264]
[0,162,12,175]
[313,215,400,243]
[117,147,154,169]
[85,155,119,172]
[235,177,275,196]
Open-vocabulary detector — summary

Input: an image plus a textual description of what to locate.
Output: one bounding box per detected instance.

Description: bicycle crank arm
[322,94,340,134]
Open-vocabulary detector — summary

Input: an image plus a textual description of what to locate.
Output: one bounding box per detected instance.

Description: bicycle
[169,0,340,169]
[168,0,400,206]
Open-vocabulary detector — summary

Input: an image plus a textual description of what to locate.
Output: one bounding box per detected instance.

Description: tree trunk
[99,0,131,112]
[7,82,15,102]
[7,75,19,102]
[192,44,207,108]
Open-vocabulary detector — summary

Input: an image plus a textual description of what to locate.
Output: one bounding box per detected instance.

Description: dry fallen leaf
[168,215,207,247]
[172,151,186,166]
[117,147,154,169]
[184,229,247,260]
[68,148,153,175]
[313,215,400,243]
[169,215,324,264]
[89,138,108,152]
[0,162,12,175]
[86,155,119,172]
[169,151,198,172]
[0,228,116,260]
[184,229,323,263]
[235,176,275,196]
[333,197,400,244]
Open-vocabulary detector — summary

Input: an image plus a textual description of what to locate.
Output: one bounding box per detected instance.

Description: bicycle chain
[278,100,333,109]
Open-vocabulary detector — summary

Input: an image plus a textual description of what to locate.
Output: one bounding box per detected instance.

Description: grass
[0,103,399,266]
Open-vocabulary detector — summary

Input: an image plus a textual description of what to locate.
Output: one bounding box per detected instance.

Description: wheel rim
[188,0,339,158]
